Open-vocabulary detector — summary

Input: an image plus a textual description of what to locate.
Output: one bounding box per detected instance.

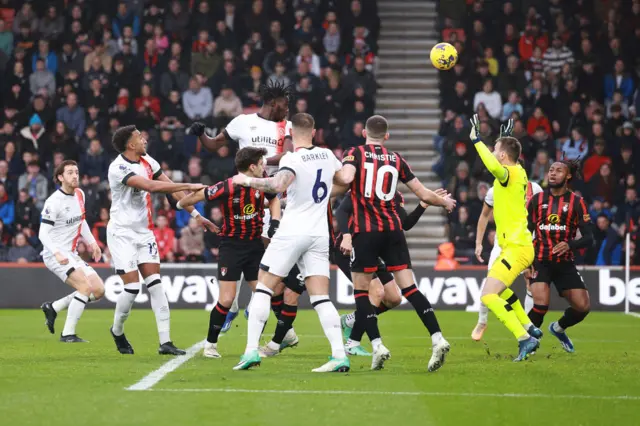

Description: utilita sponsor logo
[336,269,485,311]
[104,275,221,311]
[598,269,640,306]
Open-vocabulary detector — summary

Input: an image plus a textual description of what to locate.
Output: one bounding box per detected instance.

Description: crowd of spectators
[437,0,639,266]
[0,0,380,263]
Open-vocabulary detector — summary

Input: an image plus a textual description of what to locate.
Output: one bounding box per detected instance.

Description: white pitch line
[625,312,640,318]
[126,340,205,391]
[148,388,640,401]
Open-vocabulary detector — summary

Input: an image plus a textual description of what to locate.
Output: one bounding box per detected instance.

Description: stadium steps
[376,0,443,266]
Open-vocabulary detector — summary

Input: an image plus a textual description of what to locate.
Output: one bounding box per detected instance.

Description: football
[430,42,458,70]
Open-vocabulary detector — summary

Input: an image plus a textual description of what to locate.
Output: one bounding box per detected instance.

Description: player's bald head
[365,115,389,142]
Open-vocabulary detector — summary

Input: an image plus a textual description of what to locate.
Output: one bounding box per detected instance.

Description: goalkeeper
[469,114,541,362]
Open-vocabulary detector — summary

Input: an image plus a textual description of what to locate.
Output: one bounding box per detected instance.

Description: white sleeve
[531,182,543,195]
[81,220,96,245]
[329,150,342,172]
[278,152,295,173]
[109,162,136,186]
[39,199,59,253]
[224,114,244,141]
[484,187,494,207]
[285,120,292,137]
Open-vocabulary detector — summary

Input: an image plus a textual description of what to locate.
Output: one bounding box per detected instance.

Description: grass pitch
[0,309,639,426]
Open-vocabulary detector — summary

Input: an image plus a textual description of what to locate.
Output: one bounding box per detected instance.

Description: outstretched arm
[125,175,205,194]
[233,169,296,194]
[176,188,206,210]
[405,178,456,212]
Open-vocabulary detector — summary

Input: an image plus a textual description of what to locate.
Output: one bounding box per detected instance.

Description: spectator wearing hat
[19,114,48,156]
[17,161,47,210]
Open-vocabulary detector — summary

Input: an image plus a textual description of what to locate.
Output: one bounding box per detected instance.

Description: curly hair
[557,156,583,183]
[259,79,295,103]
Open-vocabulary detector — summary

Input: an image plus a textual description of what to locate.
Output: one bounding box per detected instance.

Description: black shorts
[333,246,395,285]
[283,264,306,295]
[351,231,411,273]
[533,260,586,295]
[217,238,264,282]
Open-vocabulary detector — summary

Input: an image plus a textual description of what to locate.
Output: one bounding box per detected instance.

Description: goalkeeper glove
[268,219,280,238]
[469,114,481,143]
[500,118,514,138]
[187,122,206,137]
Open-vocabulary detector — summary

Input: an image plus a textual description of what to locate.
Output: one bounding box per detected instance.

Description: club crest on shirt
[563,204,569,212]
[221,267,227,276]
[119,164,129,172]
[255,190,260,198]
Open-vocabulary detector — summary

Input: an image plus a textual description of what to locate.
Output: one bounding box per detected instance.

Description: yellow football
[430,42,458,71]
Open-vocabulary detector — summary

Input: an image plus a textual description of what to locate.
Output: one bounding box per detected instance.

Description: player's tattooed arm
[234,169,295,193]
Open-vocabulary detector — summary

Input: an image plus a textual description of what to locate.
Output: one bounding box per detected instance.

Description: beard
[549,179,567,189]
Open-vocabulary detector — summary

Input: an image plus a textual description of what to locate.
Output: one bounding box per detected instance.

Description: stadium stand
[0,0,380,264]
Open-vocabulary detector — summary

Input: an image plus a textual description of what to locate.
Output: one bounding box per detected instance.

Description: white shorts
[43,251,96,283]
[261,210,271,240]
[107,226,159,274]
[487,244,502,269]
[260,234,330,279]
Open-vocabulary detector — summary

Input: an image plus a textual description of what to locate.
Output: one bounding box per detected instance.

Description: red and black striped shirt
[205,178,275,240]
[342,144,415,233]
[527,189,591,262]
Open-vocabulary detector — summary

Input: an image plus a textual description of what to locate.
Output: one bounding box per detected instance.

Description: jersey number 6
[312,169,328,203]
[363,163,399,201]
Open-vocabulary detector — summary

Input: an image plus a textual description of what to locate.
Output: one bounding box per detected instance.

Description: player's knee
[218,288,236,307]
[91,282,105,300]
[74,280,92,297]
[283,288,300,306]
[385,289,402,308]
[574,299,590,314]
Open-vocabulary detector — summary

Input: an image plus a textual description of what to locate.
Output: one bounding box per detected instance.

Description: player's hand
[232,174,251,187]
[475,243,484,263]
[187,183,207,192]
[499,118,514,137]
[54,252,69,265]
[552,241,570,256]
[469,114,481,142]
[90,243,102,262]
[523,266,534,280]
[442,195,456,213]
[197,216,219,234]
[434,188,449,198]
[267,219,280,238]
[187,122,206,136]
[340,234,353,256]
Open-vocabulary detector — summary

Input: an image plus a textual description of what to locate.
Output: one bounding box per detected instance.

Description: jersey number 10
[363,163,398,201]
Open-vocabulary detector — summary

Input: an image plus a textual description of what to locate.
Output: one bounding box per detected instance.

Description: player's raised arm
[187,122,229,152]
[469,114,509,183]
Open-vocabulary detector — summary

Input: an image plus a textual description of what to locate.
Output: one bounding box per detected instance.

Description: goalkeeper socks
[310,295,346,359]
[354,289,381,342]
[524,290,534,314]
[528,304,548,328]
[112,282,140,336]
[52,292,75,313]
[557,307,589,330]
[245,283,272,354]
[146,275,171,345]
[62,293,88,336]
[271,293,284,318]
[481,293,529,340]
[272,303,297,344]
[501,288,533,329]
[207,302,230,344]
[402,284,441,335]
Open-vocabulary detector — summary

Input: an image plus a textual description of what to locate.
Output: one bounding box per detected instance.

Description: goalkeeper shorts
[488,243,534,287]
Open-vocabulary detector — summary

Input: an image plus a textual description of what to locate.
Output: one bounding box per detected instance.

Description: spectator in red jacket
[134,83,161,122]
[518,21,548,61]
[527,107,552,136]
[153,215,176,262]
[583,139,612,183]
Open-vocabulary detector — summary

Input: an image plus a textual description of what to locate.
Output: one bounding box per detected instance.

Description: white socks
[112,282,140,336]
[146,274,171,345]
[62,293,88,336]
[478,302,489,324]
[245,283,272,354]
[431,331,443,346]
[371,338,382,352]
[310,295,346,359]
[525,291,534,314]
[345,312,356,328]
[52,293,75,313]
[552,322,565,333]
[346,338,360,348]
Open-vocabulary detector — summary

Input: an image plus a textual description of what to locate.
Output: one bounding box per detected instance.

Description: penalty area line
[147,388,640,401]
[126,340,205,391]
[625,312,640,318]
